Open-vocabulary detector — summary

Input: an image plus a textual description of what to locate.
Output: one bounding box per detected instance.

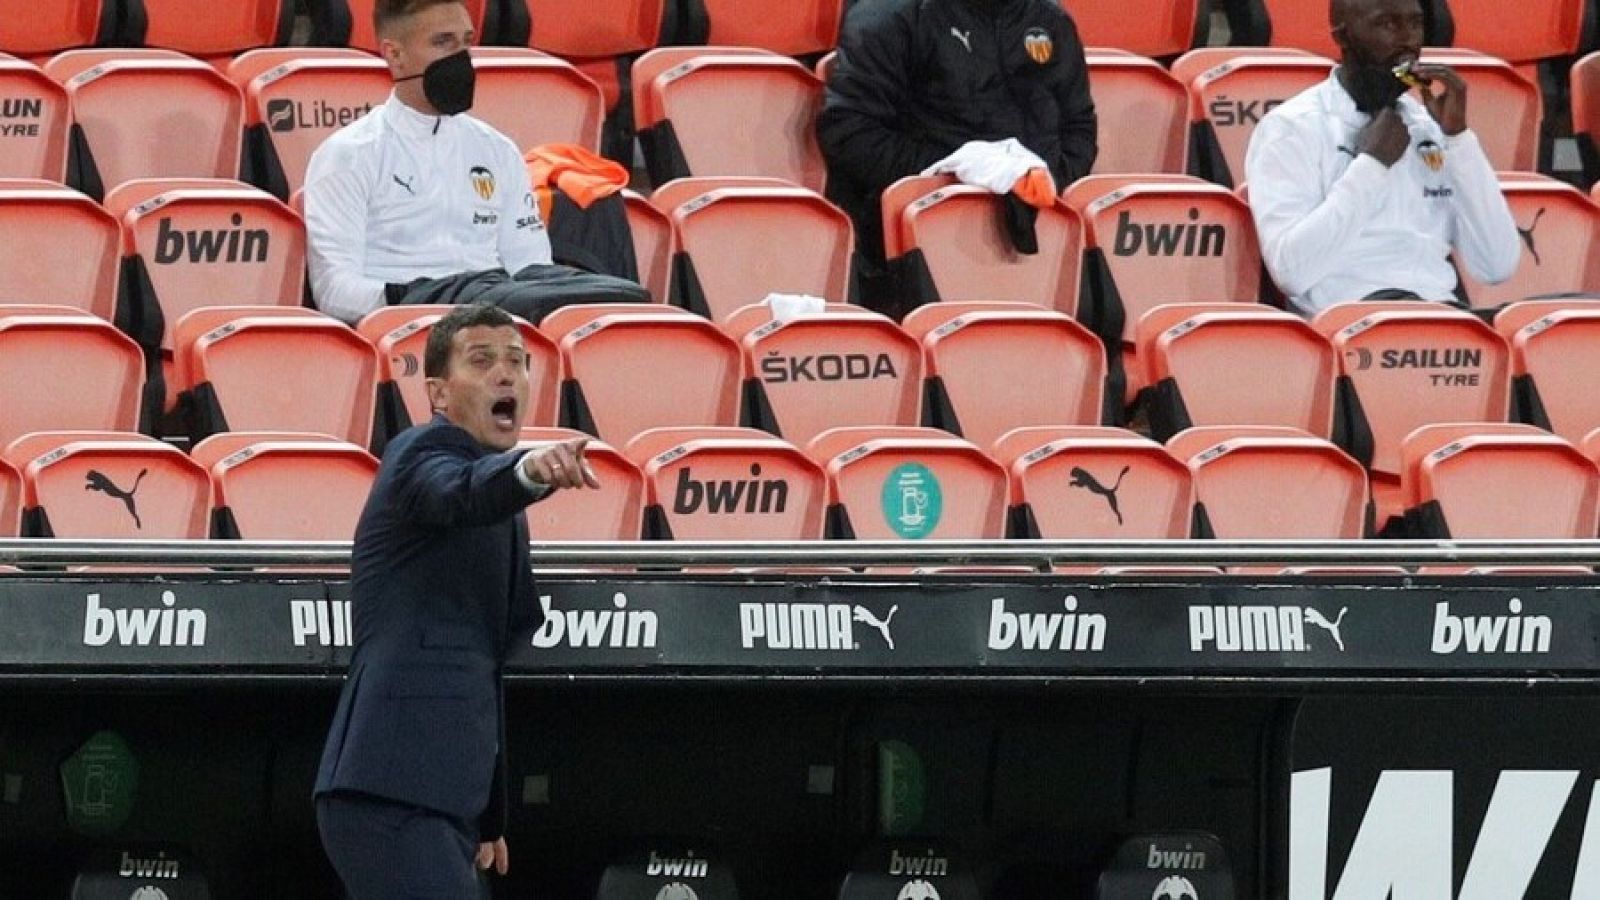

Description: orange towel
[1013,167,1057,210]
[524,143,631,212]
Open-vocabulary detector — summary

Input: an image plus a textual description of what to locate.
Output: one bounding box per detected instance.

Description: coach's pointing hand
[522,437,600,490]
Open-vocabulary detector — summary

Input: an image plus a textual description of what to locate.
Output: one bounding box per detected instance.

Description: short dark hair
[424,304,517,378]
[374,0,465,38]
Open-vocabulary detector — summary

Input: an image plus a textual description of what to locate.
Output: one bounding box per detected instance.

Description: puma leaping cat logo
[1069,465,1130,526]
[853,605,898,650]
[85,468,148,529]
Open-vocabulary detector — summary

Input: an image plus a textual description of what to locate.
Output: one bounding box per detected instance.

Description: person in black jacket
[817,0,1097,314]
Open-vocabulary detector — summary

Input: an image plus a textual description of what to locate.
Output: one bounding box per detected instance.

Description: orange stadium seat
[226,47,375,86]
[0,60,71,181]
[881,175,1084,316]
[237,56,390,200]
[1446,0,1587,64]
[1459,176,1600,307]
[992,426,1194,539]
[1576,52,1599,182]
[172,307,380,447]
[311,0,487,54]
[1180,52,1334,188]
[680,0,844,56]
[518,427,646,540]
[1495,300,1600,445]
[1399,424,1600,538]
[470,53,605,153]
[1255,0,1341,56]
[630,46,782,151]
[541,304,742,446]
[520,0,665,112]
[626,426,827,539]
[0,308,144,446]
[1084,52,1189,175]
[806,426,1008,539]
[191,433,378,539]
[0,181,122,322]
[4,432,210,538]
[0,455,17,537]
[1167,425,1370,538]
[723,303,922,446]
[1136,303,1337,440]
[621,188,674,303]
[636,51,827,190]
[902,302,1107,448]
[0,0,117,56]
[45,51,244,199]
[656,179,853,320]
[356,305,560,449]
[129,0,295,58]
[1419,49,1541,171]
[1064,0,1200,58]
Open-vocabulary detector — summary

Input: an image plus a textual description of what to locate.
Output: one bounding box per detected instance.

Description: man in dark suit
[315,303,597,897]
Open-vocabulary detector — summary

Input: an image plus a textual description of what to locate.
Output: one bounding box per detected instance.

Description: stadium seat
[625,426,826,539]
[901,302,1107,448]
[723,303,922,446]
[44,51,244,199]
[635,50,827,190]
[1458,176,1600,307]
[656,179,853,320]
[0,180,122,321]
[226,47,375,86]
[311,0,488,54]
[0,308,144,447]
[621,188,674,303]
[1168,46,1320,85]
[678,0,845,56]
[1445,0,1587,64]
[1135,303,1337,440]
[541,304,742,445]
[0,0,117,56]
[1084,52,1189,175]
[518,427,646,540]
[1399,423,1600,538]
[172,307,380,447]
[520,0,666,112]
[128,0,295,58]
[1253,0,1343,56]
[1576,51,1599,183]
[190,433,378,539]
[3,432,210,538]
[629,46,776,152]
[1418,49,1542,171]
[471,53,605,153]
[880,175,1085,316]
[1180,52,1335,188]
[0,59,71,181]
[0,456,19,537]
[238,56,390,200]
[1066,0,1200,58]
[1494,300,1600,445]
[991,426,1194,539]
[356,305,560,447]
[806,426,1008,539]
[1167,425,1370,538]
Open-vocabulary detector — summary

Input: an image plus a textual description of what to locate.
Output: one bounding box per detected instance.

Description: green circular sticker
[882,462,942,539]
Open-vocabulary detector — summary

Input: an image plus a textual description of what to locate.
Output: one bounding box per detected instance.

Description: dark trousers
[317,791,483,899]
[393,263,650,323]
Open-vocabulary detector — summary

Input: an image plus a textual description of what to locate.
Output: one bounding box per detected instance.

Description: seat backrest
[879,174,956,260]
[1137,303,1336,437]
[1085,53,1189,175]
[0,311,144,446]
[358,305,560,430]
[1420,50,1541,170]
[1187,54,1335,187]
[518,427,645,539]
[668,185,853,320]
[890,180,1084,317]
[106,180,306,350]
[226,47,374,87]
[903,303,1107,448]
[136,0,293,57]
[0,60,71,181]
[471,55,604,153]
[49,56,244,190]
[245,58,391,197]
[805,426,1008,539]
[197,436,378,539]
[1258,0,1340,55]
[0,0,113,55]
[1576,52,1600,172]
[539,301,691,342]
[1446,0,1587,63]
[178,308,380,446]
[692,0,843,56]
[991,426,1193,538]
[522,0,663,57]
[649,55,826,190]
[1067,0,1200,57]
[631,46,776,130]
[1169,425,1369,538]
[555,311,742,446]
[0,456,19,537]
[13,436,211,538]
[621,188,674,303]
[342,0,487,53]
[626,426,826,539]
[1403,424,1600,538]
[1168,46,1317,86]
[0,183,121,321]
[1459,178,1600,306]
[1496,303,1600,445]
[1314,303,1512,475]
[736,307,922,446]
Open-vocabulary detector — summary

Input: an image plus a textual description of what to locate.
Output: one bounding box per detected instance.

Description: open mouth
[491,397,518,429]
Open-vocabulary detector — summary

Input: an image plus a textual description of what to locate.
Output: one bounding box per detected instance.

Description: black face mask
[1340,57,1409,115]
[397,49,475,116]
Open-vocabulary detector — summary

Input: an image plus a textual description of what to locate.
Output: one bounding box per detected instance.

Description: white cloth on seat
[920,138,1050,195]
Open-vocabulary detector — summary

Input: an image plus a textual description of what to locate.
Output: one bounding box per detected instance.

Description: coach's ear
[425,376,448,416]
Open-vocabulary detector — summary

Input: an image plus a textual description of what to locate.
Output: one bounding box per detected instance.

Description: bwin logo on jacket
[530,593,659,649]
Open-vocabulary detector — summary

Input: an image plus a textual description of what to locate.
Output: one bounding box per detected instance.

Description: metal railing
[4,538,1600,568]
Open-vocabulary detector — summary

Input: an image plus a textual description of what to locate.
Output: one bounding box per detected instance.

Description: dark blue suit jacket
[315,416,547,840]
